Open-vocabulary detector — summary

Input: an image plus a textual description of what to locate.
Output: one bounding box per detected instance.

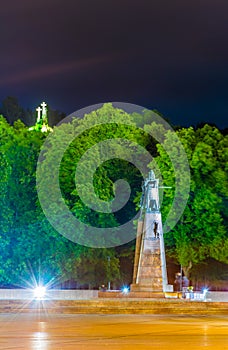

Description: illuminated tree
[155,125,228,277]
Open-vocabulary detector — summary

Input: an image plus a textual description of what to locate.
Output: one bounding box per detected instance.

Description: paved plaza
[0,313,228,349]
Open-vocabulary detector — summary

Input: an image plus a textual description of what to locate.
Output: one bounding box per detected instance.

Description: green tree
[155,125,228,277]
[0,117,80,285]
[1,96,24,124]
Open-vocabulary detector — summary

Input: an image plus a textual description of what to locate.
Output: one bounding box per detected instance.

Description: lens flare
[34,286,46,299]
[121,286,130,294]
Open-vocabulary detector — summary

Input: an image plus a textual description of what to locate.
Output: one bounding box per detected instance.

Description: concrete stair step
[0,299,227,315]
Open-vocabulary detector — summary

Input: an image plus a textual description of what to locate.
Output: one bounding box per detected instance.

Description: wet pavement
[0,313,228,349]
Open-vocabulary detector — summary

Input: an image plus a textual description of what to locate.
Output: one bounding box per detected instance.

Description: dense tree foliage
[155,125,228,277]
[0,103,227,288]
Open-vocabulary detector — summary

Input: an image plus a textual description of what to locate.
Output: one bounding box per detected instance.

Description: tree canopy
[0,103,227,287]
[155,125,228,277]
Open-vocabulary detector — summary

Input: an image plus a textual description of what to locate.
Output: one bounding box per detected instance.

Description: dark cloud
[1,0,228,128]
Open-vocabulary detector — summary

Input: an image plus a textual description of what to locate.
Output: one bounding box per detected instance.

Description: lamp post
[180,265,183,291]
[107,256,111,290]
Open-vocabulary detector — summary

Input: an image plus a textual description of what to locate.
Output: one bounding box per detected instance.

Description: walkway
[0,313,228,349]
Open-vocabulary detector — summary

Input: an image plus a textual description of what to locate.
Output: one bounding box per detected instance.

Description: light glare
[34,286,46,299]
[121,286,130,294]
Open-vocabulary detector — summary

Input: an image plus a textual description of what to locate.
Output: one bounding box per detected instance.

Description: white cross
[36,106,42,122]
[41,101,47,116]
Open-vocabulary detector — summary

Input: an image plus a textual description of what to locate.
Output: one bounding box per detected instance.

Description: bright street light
[34,286,46,299]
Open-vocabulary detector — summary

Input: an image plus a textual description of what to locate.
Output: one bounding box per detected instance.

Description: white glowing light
[121,286,130,294]
[34,286,46,299]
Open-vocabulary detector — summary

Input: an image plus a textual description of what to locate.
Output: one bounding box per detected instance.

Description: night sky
[1,0,228,128]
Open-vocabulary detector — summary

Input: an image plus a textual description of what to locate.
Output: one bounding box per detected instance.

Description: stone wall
[0,289,227,302]
[0,289,98,300]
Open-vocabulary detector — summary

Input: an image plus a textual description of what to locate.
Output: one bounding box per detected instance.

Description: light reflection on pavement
[0,313,227,349]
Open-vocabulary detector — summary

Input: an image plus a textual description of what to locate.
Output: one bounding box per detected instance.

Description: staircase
[0,299,227,315]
